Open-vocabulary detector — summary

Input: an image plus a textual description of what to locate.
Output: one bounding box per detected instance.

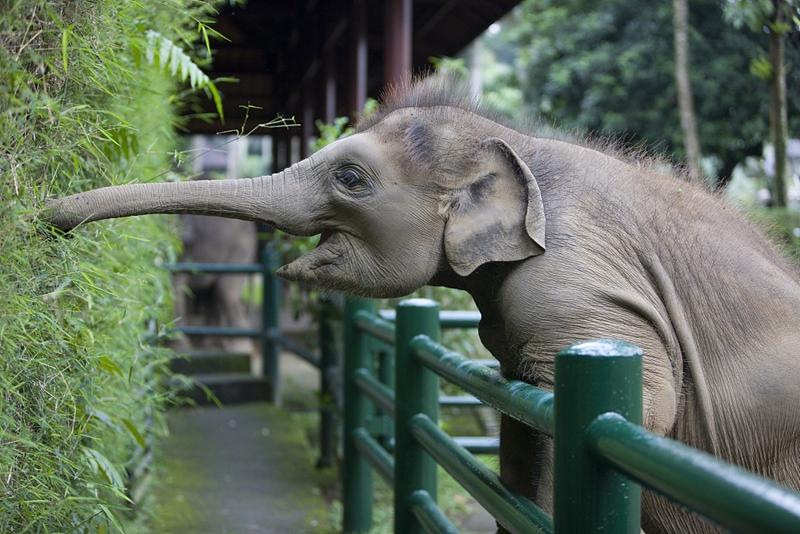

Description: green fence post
[343,297,375,533]
[261,244,281,405]
[394,299,440,534]
[317,294,338,468]
[377,346,395,450]
[553,339,643,533]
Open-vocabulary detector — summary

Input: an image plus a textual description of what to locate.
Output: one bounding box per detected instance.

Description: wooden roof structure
[189,0,520,160]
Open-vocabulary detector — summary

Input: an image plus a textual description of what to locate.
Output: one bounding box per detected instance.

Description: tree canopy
[483,0,800,182]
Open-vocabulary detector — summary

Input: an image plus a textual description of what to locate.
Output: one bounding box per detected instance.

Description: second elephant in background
[172,212,258,355]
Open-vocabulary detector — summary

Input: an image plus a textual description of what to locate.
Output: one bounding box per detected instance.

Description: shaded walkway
[149,351,497,533]
[150,402,332,533]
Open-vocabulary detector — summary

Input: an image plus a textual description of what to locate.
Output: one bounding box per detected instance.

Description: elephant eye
[334,169,360,187]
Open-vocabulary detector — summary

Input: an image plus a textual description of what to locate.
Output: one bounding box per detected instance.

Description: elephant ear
[443,138,546,277]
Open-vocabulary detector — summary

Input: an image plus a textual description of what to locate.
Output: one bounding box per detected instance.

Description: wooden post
[302,84,314,160]
[384,0,412,86]
[348,0,368,118]
[325,47,337,124]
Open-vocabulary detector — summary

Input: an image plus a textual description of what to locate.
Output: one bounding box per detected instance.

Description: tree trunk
[672,0,702,181]
[768,0,789,207]
[469,36,484,100]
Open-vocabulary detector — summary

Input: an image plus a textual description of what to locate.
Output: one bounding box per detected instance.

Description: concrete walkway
[150,402,332,534]
[149,351,497,533]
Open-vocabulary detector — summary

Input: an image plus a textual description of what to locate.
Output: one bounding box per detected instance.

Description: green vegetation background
[0,1,221,531]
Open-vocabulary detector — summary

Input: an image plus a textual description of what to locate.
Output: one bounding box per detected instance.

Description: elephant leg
[497,414,550,534]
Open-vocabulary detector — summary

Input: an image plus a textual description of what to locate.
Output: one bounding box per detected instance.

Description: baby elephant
[47,76,800,533]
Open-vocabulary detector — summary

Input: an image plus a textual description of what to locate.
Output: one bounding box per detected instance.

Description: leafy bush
[0,1,223,531]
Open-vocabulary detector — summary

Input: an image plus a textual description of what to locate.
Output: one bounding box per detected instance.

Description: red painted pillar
[384,0,412,86]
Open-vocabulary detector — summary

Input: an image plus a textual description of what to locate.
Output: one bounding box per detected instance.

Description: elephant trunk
[45,167,317,236]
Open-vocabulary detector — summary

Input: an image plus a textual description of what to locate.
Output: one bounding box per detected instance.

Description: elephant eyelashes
[334,169,361,187]
[333,168,373,197]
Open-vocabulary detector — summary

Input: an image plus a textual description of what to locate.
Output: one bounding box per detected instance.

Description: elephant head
[47,79,546,298]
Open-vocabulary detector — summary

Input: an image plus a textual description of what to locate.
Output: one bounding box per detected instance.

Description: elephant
[45,76,800,533]
[171,212,257,355]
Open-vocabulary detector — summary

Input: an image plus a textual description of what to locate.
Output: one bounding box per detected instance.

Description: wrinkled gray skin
[171,214,257,354]
[46,77,800,533]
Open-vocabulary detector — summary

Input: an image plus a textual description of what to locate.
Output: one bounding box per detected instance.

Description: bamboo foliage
[0,1,227,532]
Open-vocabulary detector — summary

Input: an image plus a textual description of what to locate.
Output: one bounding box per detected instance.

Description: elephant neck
[430,263,522,374]
[428,262,510,301]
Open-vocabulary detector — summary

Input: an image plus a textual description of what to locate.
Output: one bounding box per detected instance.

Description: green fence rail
[343,297,800,534]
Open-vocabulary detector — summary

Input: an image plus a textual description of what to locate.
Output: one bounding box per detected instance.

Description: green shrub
[1,1,223,531]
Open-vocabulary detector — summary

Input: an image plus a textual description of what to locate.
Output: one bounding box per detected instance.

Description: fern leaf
[180,53,189,80]
[142,29,226,120]
[145,31,157,65]
[169,45,181,77]
[158,35,172,70]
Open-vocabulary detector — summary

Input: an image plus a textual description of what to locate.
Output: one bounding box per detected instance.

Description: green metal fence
[342,297,800,534]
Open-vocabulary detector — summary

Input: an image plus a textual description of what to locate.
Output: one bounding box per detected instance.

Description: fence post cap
[397,298,439,309]
[558,338,642,358]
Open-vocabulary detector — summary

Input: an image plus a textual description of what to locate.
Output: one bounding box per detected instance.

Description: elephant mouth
[277,228,343,284]
[318,228,333,246]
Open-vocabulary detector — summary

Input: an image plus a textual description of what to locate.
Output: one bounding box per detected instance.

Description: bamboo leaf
[86,407,122,433]
[99,503,126,533]
[61,24,74,74]
[82,446,125,489]
[97,355,124,377]
[198,22,211,55]
[121,418,147,450]
[207,81,224,121]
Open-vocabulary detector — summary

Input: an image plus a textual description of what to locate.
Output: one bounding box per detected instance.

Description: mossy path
[150,402,331,533]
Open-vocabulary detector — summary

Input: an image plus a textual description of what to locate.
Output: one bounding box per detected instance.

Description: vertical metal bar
[261,244,281,406]
[343,297,375,533]
[317,294,337,468]
[394,299,440,534]
[553,339,643,534]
